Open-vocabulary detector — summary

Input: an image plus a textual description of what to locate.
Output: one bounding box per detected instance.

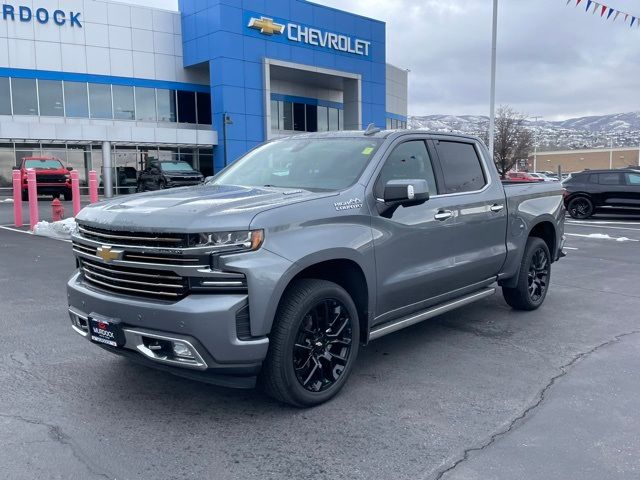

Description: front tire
[503,237,551,311]
[261,279,360,407]
[63,191,72,201]
[567,196,594,219]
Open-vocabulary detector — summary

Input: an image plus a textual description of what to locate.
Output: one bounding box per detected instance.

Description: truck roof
[281,129,483,143]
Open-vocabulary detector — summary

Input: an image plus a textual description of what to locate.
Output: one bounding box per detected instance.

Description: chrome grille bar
[82,272,182,298]
[82,261,182,281]
[81,267,185,290]
[78,225,184,244]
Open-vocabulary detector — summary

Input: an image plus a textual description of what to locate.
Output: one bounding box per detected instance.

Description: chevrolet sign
[248,15,371,57]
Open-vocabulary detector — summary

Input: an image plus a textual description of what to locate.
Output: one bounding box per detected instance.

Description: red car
[505,172,545,183]
[14,157,73,201]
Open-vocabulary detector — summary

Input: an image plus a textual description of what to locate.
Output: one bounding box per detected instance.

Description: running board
[369,287,496,341]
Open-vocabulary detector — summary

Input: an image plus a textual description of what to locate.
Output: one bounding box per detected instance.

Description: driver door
[370,138,463,324]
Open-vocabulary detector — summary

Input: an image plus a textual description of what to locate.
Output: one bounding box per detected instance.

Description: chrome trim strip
[78,225,183,244]
[73,248,208,270]
[200,280,245,287]
[369,288,496,341]
[82,272,182,298]
[81,267,184,290]
[124,254,199,263]
[81,261,182,281]
[123,329,208,370]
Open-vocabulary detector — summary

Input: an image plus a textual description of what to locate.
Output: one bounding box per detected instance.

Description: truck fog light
[172,341,195,359]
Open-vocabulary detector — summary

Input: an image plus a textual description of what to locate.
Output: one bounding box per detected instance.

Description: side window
[374,140,437,199]
[625,173,640,186]
[435,141,486,194]
[588,174,599,184]
[598,173,622,185]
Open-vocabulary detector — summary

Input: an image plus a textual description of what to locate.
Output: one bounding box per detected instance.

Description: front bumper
[67,272,269,388]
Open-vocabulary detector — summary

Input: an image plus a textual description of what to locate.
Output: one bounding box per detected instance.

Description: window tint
[112,85,134,120]
[435,141,486,194]
[305,105,317,132]
[598,173,622,185]
[375,140,437,198]
[89,83,112,119]
[64,82,89,118]
[196,92,211,125]
[0,77,10,114]
[177,90,196,124]
[38,80,64,117]
[135,87,156,122]
[588,174,599,184]
[293,103,305,131]
[282,102,293,130]
[625,173,640,186]
[12,78,38,115]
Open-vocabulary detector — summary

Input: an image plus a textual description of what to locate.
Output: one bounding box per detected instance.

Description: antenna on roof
[364,123,381,136]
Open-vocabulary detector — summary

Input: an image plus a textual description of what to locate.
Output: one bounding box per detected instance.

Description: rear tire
[567,196,594,219]
[261,279,360,407]
[503,237,551,311]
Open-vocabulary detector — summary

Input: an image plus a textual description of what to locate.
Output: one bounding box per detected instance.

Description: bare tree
[483,106,534,178]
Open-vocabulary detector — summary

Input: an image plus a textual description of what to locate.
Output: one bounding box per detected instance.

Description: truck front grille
[77,224,191,248]
[36,174,67,183]
[80,257,188,299]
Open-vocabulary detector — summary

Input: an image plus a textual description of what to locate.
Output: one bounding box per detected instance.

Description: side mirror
[67,166,73,171]
[12,166,20,171]
[379,179,429,217]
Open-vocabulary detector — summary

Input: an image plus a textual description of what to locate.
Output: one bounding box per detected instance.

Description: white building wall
[386,64,408,117]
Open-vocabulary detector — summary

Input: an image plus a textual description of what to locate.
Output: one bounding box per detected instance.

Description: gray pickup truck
[67,129,565,407]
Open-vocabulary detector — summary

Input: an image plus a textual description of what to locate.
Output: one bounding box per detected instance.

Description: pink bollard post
[88,170,99,203]
[27,168,39,230]
[12,169,22,227]
[70,170,81,216]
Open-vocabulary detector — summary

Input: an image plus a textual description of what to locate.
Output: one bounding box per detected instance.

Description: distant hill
[409,113,640,151]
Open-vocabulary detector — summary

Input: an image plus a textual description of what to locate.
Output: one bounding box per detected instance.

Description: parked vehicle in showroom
[68,129,565,407]
[137,160,204,191]
[563,168,640,219]
[101,166,139,195]
[505,171,545,182]
[14,157,73,201]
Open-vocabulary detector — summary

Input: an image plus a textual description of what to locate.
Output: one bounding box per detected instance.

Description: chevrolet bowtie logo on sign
[96,246,124,264]
[248,16,285,35]
[246,13,371,57]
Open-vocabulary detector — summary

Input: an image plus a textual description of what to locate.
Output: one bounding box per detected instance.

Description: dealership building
[0,0,408,194]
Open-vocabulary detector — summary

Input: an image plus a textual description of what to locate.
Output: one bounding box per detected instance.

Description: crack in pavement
[427,329,640,480]
[0,412,114,480]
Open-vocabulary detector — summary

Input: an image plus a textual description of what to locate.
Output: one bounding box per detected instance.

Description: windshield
[160,161,195,172]
[212,137,383,191]
[24,159,64,170]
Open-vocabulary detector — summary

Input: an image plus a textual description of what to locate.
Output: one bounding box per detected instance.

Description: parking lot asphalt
[1,212,639,480]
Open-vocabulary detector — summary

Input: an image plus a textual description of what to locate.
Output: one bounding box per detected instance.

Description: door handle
[490,204,504,213]
[434,210,453,221]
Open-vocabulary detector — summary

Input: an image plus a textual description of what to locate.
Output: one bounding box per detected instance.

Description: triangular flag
[625,13,629,22]
[631,16,636,27]
[586,0,592,12]
[614,11,620,21]
[592,2,599,14]
[576,0,583,4]
[566,0,571,5]
[601,5,607,17]
[607,7,615,19]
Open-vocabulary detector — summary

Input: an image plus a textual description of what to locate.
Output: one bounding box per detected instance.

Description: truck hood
[76,184,336,232]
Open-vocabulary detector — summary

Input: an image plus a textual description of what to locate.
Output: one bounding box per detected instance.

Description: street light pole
[488,0,499,160]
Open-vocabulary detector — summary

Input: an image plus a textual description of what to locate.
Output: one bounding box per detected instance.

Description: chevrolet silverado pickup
[14,157,73,200]
[67,129,565,407]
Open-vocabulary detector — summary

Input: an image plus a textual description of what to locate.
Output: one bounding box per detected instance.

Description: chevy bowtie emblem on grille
[248,16,285,35]
[96,246,124,263]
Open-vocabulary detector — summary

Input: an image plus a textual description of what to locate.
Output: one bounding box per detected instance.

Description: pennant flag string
[565,0,640,30]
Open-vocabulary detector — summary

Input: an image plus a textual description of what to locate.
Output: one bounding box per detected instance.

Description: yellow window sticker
[362,147,374,155]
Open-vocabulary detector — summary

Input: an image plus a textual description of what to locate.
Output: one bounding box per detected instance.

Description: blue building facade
[179,0,406,171]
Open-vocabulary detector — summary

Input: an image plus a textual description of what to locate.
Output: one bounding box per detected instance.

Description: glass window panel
[113,85,135,120]
[135,87,156,122]
[305,105,317,132]
[436,140,487,194]
[11,78,38,115]
[89,83,113,119]
[317,106,328,132]
[293,103,305,131]
[386,118,392,130]
[0,78,11,115]
[177,90,196,124]
[339,109,344,130]
[0,147,16,190]
[157,89,176,122]
[38,80,64,117]
[375,140,438,198]
[64,81,89,118]
[328,108,339,131]
[282,102,293,131]
[196,92,211,125]
[270,100,279,131]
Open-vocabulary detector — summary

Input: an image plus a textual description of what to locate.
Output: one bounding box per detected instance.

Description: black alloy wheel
[527,247,549,303]
[568,197,593,219]
[293,298,354,393]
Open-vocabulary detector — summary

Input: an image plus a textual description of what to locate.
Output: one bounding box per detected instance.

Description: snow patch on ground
[1,198,14,203]
[566,233,638,242]
[33,218,77,240]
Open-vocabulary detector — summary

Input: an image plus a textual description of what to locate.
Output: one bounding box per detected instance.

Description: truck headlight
[196,230,264,252]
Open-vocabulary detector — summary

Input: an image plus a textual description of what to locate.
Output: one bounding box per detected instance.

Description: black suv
[137,160,204,191]
[563,169,640,219]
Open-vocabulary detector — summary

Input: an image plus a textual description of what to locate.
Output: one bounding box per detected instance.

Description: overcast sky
[121,0,640,120]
